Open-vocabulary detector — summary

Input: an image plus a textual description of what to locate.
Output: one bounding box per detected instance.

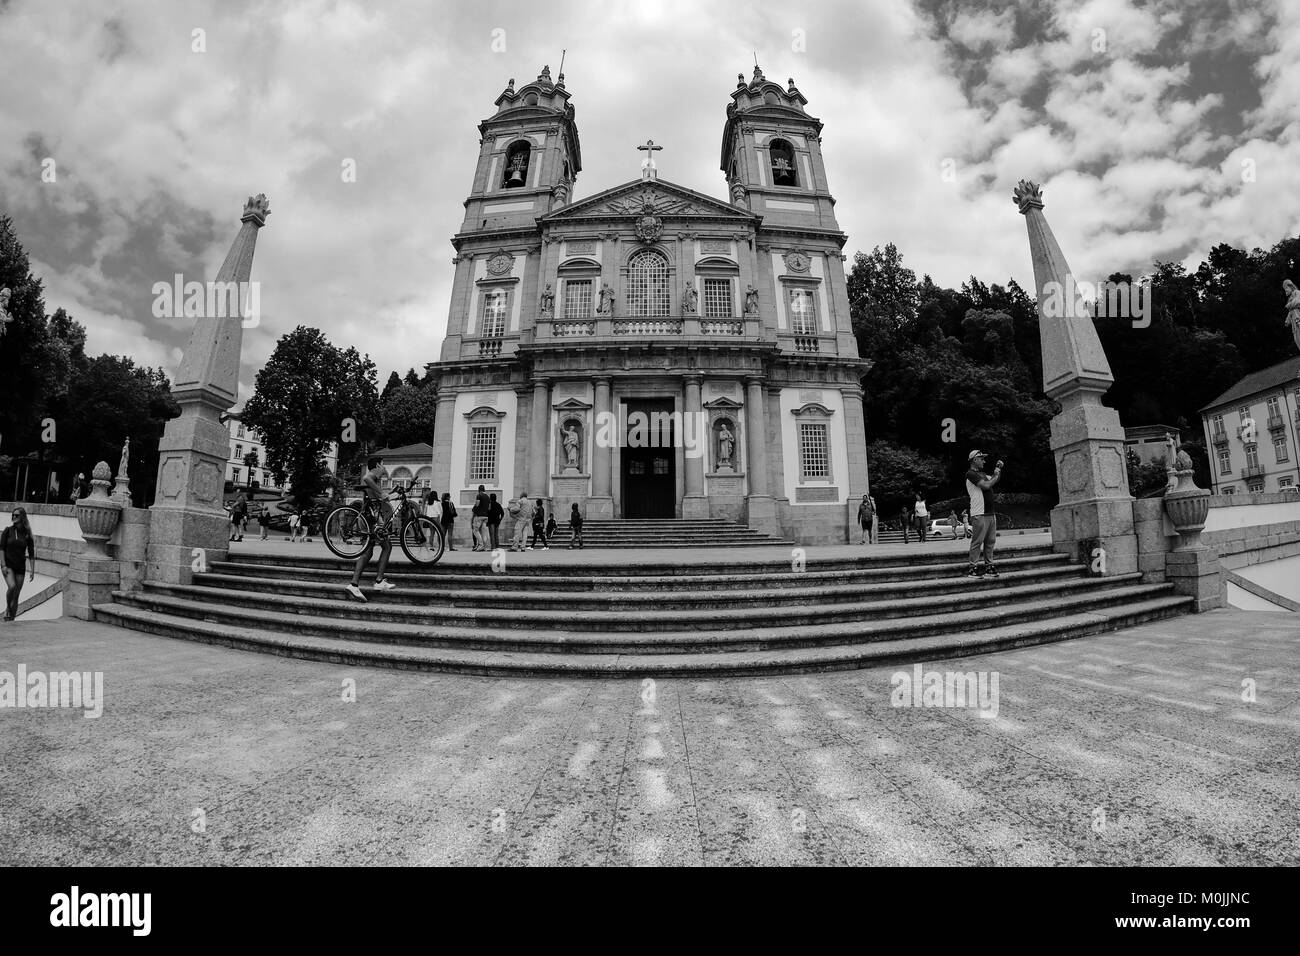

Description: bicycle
[321,484,445,565]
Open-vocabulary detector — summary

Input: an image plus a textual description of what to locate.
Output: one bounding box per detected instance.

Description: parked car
[929,518,971,539]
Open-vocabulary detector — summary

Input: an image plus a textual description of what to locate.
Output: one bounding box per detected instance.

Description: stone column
[1015,180,1137,575]
[530,378,551,502]
[589,377,614,518]
[682,375,708,518]
[744,376,778,534]
[147,194,269,585]
[842,384,870,544]
[430,388,457,496]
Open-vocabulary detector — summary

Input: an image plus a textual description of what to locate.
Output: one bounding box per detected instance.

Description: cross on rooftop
[637,139,662,181]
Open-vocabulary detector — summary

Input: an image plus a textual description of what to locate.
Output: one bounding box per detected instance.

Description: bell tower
[462,65,583,232]
[719,65,839,229]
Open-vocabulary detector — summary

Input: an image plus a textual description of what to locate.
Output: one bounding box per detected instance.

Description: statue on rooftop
[1284,279,1300,353]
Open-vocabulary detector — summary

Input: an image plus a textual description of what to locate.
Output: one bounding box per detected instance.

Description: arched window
[769,138,798,186]
[626,250,670,316]
[503,141,531,188]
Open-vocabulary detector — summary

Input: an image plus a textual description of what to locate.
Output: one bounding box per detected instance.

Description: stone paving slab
[0,607,1297,865]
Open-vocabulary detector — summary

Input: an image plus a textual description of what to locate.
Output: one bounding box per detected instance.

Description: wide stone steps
[91,540,1194,675]
[91,594,1191,677]
[538,518,790,548]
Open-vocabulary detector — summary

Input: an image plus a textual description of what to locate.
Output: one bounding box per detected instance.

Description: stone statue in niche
[561,421,582,471]
[597,283,615,315]
[1284,279,1300,353]
[540,283,555,317]
[744,285,759,315]
[683,283,698,314]
[716,422,735,471]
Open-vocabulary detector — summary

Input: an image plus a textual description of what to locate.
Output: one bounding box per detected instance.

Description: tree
[380,370,403,402]
[848,243,918,347]
[242,449,260,489]
[377,382,440,449]
[865,440,948,514]
[242,326,379,510]
[403,368,420,387]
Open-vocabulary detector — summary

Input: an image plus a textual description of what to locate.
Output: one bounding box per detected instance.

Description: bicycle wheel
[323,506,372,560]
[400,515,445,565]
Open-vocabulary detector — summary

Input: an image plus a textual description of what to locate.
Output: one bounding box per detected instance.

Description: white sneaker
[345,584,367,602]
[374,579,396,591]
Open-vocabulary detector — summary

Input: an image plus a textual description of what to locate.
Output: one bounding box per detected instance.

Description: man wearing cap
[965,450,1004,577]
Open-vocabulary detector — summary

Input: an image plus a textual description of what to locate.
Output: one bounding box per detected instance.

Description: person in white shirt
[913,492,929,544]
[965,450,1005,577]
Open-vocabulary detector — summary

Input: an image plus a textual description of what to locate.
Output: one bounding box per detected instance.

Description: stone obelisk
[146,194,269,585]
[1014,180,1137,574]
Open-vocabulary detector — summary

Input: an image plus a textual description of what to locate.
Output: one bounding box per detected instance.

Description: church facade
[426,64,871,543]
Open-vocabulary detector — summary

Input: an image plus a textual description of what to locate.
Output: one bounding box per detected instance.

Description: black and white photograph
[0,0,1294,933]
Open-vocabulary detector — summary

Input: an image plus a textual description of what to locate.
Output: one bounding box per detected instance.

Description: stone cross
[638,139,662,181]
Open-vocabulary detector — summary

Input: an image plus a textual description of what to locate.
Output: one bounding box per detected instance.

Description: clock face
[785,252,810,273]
[487,253,513,276]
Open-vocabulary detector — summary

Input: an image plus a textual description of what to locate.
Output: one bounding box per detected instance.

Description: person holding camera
[965,450,1004,578]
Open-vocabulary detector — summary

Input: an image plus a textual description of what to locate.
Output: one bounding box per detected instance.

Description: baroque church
[426,63,871,543]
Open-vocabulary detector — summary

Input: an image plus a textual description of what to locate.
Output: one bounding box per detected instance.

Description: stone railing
[699,318,744,335]
[613,318,683,335]
[792,336,820,352]
[479,337,503,357]
[552,320,596,336]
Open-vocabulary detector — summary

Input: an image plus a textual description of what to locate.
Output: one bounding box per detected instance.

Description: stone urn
[76,461,123,557]
[1163,450,1210,551]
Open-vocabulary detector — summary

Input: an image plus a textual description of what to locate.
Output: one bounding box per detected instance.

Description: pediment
[541,179,756,223]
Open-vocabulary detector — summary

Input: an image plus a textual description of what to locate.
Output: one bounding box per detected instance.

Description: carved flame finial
[1012,179,1044,214]
[241,193,271,224]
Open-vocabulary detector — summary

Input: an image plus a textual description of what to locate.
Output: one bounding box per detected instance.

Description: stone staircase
[92,543,1193,677]
[545,517,789,548]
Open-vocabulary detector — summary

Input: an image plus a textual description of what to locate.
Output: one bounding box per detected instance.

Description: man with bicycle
[345,456,396,602]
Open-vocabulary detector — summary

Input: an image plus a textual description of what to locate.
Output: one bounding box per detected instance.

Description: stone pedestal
[66,552,121,621]
[744,494,780,537]
[586,496,614,519]
[682,494,710,519]
[1166,547,1224,612]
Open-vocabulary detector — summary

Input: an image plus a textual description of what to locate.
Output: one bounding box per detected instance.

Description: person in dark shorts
[568,503,584,549]
[528,498,549,550]
[965,449,1005,577]
[2,507,36,621]
[440,492,457,551]
[487,493,504,550]
[345,457,395,602]
[857,494,874,544]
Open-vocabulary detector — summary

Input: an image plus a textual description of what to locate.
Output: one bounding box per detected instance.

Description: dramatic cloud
[1,0,1296,390]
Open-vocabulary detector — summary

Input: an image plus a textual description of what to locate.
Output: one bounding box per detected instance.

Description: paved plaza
[1,607,1297,865]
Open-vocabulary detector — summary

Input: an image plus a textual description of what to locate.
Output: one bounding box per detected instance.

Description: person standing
[948,509,960,541]
[528,497,549,550]
[899,504,912,544]
[229,491,248,542]
[69,473,85,503]
[440,492,458,551]
[487,493,504,550]
[345,457,395,601]
[257,504,270,540]
[2,508,36,621]
[965,450,1005,577]
[425,488,443,526]
[545,511,557,543]
[857,494,874,544]
[568,503,584,549]
[510,493,531,551]
[913,492,929,543]
[470,484,489,552]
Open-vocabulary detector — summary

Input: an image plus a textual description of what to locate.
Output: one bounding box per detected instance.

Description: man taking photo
[965,450,1004,578]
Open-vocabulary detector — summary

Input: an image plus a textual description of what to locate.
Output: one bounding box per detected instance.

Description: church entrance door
[621,399,676,519]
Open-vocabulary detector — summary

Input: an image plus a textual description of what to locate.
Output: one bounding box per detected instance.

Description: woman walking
[2,508,36,621]
[528,498,549,550]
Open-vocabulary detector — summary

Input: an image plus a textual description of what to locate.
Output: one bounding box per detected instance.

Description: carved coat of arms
[635,214,663,243]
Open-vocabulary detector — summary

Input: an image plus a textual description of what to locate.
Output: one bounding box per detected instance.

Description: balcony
[535,314,760,341]
[478,337,503,357]
[1211,428,1228,445]
[1267,414,1286,431]
[1243,463,1265,479]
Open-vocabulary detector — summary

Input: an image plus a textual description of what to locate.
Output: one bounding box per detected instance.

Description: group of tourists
[854,449,1004,577]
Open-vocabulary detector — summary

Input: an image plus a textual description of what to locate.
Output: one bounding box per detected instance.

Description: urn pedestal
[1162,463,1222,611]
[75,462,122,557]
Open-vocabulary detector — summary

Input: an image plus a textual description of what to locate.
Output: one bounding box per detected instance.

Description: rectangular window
[1217,448,1231,474]
[1211,414,1225,438]
[1267,396,1281,416]
[237,425,245,439]
[789,288,817,335]
[1245,445,1260,469]
[1274,436,1289,463]
[1280,477,1294,488]
[1223,486,1235,495]
[1239,405,1252,428]
[481,290,508,337]
[234,443,243,460]
[702,278,733,317]
[1249,482,1265,493]
[469,425,498,483]
[231,467,241,484]
[799,422,829,479]
[564,279,592,319]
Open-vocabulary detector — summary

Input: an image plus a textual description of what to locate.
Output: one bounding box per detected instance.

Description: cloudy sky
[1,0,1297,400]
